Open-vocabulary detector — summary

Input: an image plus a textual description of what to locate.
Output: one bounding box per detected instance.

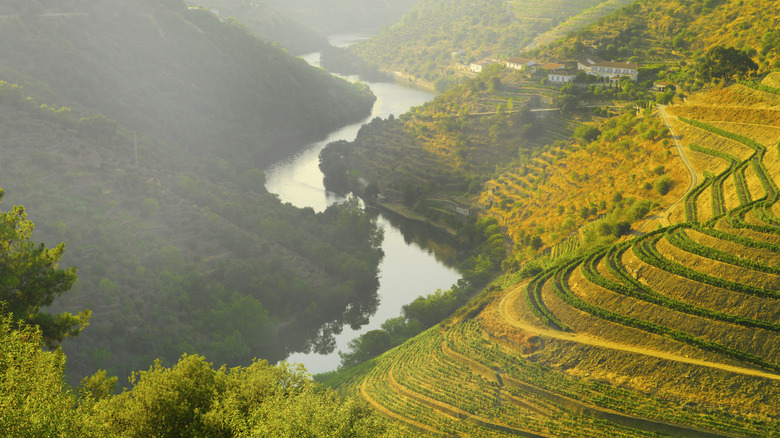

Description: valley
[2,0,780,436]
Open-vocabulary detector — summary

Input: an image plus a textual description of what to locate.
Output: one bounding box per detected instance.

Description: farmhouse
[548,69,578,83]
[654,81,676,92]
[505,57,540,70]
[578,57,638,81]
[577,56,603,71]
[470,58,498,73]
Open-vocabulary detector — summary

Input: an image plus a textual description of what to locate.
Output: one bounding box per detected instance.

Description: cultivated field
[335,79,780,436]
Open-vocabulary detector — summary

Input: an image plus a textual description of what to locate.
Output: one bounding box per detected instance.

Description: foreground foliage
[0,0,383,383]
[0,315,401,437]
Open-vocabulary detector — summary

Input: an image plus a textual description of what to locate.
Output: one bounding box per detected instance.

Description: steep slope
[0,0,374,165]
[0,0,383,383]
[322,0,780,434]
[327,76,780,438]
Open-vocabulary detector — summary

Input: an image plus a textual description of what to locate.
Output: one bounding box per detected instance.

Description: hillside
[319,0,780,435]
[0,0,384,383]
[263,0,420,37]
[324,75,780,437]
[181,0,329,54]
[0,0,374,165]
[320,65,679,262]
[541,0,780,87]
[349,0,636,83]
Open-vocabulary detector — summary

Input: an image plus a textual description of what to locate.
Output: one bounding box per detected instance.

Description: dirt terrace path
[497,281,780,382]
[657,105,698,226]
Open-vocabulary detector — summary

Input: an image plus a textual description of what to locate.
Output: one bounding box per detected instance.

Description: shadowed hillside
[0,0,383,383]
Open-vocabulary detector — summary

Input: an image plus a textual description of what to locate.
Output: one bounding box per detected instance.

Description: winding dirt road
[497,281,780,381]
[657,105,698,226]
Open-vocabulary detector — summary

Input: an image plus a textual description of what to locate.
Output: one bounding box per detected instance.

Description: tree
[339,330,392,368]
[574,125,600,143]
[697,46,758,82]
[0,189,89,346]
[654,175,674,195]
[0,316,87,437]
[93,355,399,437]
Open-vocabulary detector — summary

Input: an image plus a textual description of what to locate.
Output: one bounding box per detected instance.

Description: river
[264,37,462,374]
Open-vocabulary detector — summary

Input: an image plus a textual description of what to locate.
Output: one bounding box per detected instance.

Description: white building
[578,57,638,81]
[548,70,578,83]
[470,58,498,73]
[505,57,540,71]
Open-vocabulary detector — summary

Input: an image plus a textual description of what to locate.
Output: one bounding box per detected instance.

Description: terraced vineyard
[329,80,780,436]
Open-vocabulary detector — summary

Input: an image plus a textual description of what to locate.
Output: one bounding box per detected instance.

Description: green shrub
[654,175,674,195]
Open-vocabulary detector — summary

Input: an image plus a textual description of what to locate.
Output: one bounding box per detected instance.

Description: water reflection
[266,42,463,374]
[365,206,462,269]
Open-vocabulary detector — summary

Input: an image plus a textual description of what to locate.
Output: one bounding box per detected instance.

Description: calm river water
[265,39,461,374]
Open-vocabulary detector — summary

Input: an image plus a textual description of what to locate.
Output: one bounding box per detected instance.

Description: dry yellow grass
[762,72,780,88]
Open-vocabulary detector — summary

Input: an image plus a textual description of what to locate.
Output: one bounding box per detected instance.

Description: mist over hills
[181,0,329,54]
[0,0,382,383]
[263,0,420,36]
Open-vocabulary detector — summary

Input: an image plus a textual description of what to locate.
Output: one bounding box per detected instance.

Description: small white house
[505,57,540,71]
[653,81,675,92]
[548,70,578,83]
[470,58,498,73]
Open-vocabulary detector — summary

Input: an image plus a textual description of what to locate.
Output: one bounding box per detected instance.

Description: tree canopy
[0,189,89,346]
[697,45,758,82]
[0,313,403,437]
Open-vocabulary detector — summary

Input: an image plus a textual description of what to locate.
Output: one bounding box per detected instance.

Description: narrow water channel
[264,39,462,374]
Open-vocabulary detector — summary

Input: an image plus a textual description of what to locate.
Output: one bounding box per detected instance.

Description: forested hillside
[0,0,374,165]
[350,0,636,83]
[181,0,328,54]
[0,0,384,383]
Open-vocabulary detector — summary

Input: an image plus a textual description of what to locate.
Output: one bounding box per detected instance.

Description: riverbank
[388,71,436,93]
[365,199,462,240]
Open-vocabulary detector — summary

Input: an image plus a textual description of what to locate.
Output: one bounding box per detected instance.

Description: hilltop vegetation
[0,0,384,383]
[542,0,780,89]
[350,0,636,82]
